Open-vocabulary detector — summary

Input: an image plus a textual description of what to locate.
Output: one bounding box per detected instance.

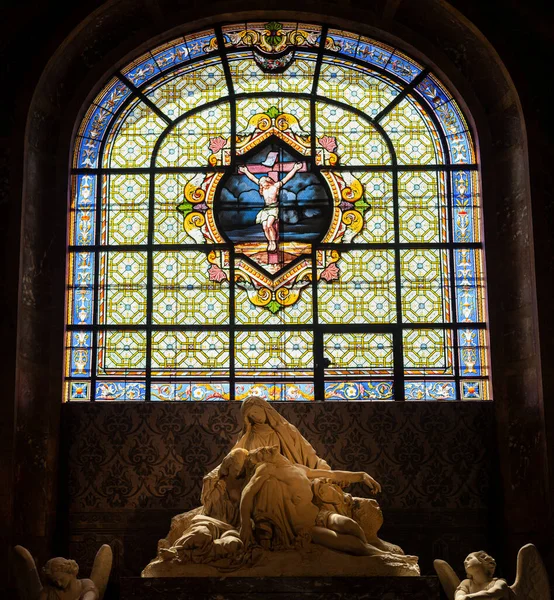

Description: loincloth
[256,205,279,225]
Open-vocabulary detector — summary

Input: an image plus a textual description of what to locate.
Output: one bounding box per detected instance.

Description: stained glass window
[66,22,490,402]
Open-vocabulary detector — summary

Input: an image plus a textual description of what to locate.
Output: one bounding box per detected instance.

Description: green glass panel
[324,333,394,375]
[318,59,400,118]
[97,330,147,375]
[103,174,149,245]
[104,101,167,168]
[152,250,229,325]
[98,251,147,325]
[403,328,453,375]
[398,171,447,243]
[157,103,231,167]
[146,59,228,118]
[151,331,229,376]
[318,250,396,324]
[400,249,451,324]
[236,97,310,133]
[230,53,316,95]
[235,331,313,377]
[378,96,443,165]
[316,102,390,166]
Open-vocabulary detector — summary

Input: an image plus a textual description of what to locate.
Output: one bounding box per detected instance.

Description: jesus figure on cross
[238,161,303,253]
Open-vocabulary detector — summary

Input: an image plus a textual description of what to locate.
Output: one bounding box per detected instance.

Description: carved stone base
[143,545,420,578]
[122,576,440,599]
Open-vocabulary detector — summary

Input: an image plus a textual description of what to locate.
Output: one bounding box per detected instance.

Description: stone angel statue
[434,544,551,600]
[13,544,113,600]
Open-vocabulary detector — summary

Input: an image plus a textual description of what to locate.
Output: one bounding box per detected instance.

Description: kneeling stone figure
[434,545,550,600]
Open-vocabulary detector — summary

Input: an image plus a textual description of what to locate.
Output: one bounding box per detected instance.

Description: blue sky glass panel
[73,136,101,169]
[122,54,161,87]
[185,30,218,58]
[416,74,452,109]
[326,29,359,58]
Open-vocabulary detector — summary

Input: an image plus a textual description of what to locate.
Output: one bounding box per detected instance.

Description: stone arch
[13,0,546,572]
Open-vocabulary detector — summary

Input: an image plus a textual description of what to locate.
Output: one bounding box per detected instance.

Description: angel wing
[511,543,551,600]
[13,546,42,600]
[434,559,461,600]
[90,544,113,600]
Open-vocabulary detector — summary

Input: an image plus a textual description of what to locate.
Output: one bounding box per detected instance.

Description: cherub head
[43,557,79,589]
[464,551,496,580]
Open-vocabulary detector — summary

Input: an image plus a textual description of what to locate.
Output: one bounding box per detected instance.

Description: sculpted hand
[362,473,381,494]
[239,523,254,547]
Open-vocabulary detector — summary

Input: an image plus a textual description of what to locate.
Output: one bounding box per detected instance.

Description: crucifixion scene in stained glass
[65,21,490,402]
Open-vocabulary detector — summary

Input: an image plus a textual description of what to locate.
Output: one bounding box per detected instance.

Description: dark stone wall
[62,401,497,580]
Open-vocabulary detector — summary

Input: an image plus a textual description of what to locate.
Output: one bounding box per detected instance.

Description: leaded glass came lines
[157,104,231,167]
[65,21,490,402]
[318,250,396,324]
[152,251,229,325]
[315,102,391,166]
[317,60,400,117]
[145,60,228,119]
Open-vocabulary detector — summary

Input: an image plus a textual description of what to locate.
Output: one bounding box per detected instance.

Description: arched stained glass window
[65,22,490,402]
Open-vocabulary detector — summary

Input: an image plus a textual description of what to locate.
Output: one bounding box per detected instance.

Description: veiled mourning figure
[144,396,419,577]
[233,396,330,469]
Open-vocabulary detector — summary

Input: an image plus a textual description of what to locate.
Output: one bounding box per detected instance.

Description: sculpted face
[221,448,248,479]
[230,453,247,478]
[50,571,74,589]
[463,551,496,579]
[259,176,276,189]
[246,404,267,425]
[464,553,484,576]
[249,445,279,464]
[352,498,383,537]
[316,482,344,505]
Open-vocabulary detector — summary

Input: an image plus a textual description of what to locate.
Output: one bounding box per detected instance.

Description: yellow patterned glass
[66,22,489,402]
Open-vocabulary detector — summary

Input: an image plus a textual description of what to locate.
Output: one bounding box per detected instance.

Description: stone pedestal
[121,576,440,599]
